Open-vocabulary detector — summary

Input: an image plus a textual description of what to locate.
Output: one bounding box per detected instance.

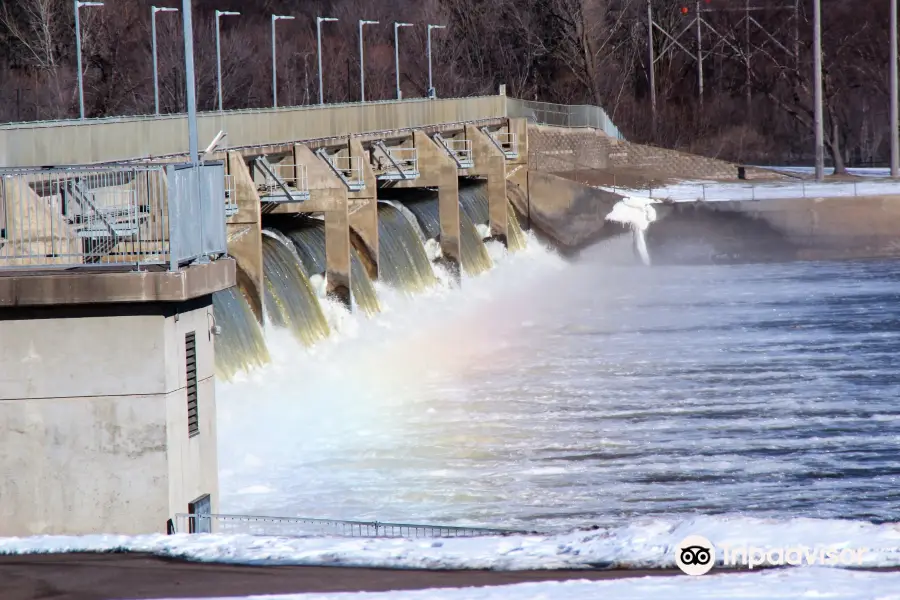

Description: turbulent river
[217,236,900,534]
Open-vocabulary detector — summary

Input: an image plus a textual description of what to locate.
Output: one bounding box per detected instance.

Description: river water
[217,237,900,534]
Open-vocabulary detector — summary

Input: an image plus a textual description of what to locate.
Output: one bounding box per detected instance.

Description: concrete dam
[3,92,900,536]
[215,183,527,380]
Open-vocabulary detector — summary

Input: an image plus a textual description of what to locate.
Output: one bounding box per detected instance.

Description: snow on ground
[153,568,900,600]
[3,516,900,570]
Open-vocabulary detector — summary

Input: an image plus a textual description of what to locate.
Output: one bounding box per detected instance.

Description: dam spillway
[212,188,526,382]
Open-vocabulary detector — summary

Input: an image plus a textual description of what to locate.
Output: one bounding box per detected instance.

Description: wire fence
[508,98,625,140]
[172,513,528,539]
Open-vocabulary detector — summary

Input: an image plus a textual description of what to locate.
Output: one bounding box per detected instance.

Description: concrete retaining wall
[528,125,777,181]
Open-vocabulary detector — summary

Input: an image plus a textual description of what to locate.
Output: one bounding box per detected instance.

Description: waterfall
[375,203,439,292]
[282,222,381,317]
[400,195,493,276]
[458,182,527,252]
[212,285,271,381]
[261,230,331,345]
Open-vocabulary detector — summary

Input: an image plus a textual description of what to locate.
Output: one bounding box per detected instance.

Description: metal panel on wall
[198,162,227,257]
[167,163,199,269]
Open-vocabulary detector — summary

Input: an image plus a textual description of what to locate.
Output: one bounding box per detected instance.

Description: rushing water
[261,231,331,347]
[212,285,270,381]
[284,223,381,316]
[217,234,900,533]
[402,195,494,276]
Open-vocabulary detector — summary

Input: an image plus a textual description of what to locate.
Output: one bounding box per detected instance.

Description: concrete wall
[519,171,622,252]
[0,301,217,535]
[647,196,900,263]
[0,96,507,168]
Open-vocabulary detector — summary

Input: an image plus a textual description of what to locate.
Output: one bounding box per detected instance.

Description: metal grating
[185,331,198,438]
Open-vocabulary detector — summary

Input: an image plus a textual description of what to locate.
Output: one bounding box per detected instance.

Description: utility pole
[812,0,824,181]
[647,0,657,136]
[745,0,752,117]
[696,1,703,107]
[891,0,899,178]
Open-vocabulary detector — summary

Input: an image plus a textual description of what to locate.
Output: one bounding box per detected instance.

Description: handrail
[172,512,528,538]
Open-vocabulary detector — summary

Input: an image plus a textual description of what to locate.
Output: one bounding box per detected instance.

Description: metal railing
[492,131,519,159]
[508,98,625,141]
[434,136,474,168]
[264,163,307,192]
[601,178,900,202]
[0,93,503,130]
[0,163,228,271]
[373,144,419,180]
[224,174,237,217]
[322,154,366,191]
[172,513,526,538]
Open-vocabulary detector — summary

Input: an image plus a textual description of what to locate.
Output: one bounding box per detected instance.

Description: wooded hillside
[0,0,890,168]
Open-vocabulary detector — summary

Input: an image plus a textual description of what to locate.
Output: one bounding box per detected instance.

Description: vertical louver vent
[185,331,199,438]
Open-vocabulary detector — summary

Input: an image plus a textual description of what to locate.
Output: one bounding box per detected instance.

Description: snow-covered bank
[3,516,900,570]
[153,569,900,600]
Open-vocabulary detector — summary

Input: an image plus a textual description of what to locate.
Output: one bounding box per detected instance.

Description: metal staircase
[63,178,145,262]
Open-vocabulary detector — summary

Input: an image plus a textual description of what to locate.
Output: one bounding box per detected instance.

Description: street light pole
[215,10,240,112]
[394,22,413,100]
[426,24,446,98]
[75,0,104,120]
[152,6,178,116]
[359,20,379,102]
[317,17,338,105]
[272,14,295,108]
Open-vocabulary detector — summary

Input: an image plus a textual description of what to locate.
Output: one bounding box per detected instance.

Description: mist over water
[217,234,900,533]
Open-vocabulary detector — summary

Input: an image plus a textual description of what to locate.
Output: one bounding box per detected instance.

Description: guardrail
[601,179,900,202]
[373,145,419,180]
[0,162,228,271]
[172,513,527,538]
[508,98,624,141]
